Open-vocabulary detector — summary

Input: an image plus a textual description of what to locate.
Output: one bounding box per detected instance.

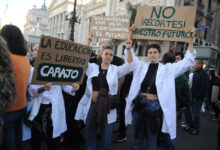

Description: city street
[22,111,218,150]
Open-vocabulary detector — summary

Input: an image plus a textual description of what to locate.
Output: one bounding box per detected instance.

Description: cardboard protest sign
[31,35,92,85]
[133,6,196,42]
[90,16,130,40]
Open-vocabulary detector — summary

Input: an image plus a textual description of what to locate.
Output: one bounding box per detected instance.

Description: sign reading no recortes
[31,35,92,85]
[90,16,130,40]
[133,6,196,42]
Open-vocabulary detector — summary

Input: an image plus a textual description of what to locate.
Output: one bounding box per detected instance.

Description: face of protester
[194,60,202,71]
[175,55,182,62]
[101,49,113,65]
[147,48,161,63]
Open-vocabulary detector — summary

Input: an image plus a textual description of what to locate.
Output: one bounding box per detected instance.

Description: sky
[0,0,53,31]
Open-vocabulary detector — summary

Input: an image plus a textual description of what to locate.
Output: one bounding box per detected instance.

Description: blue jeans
[132,99,161,150]
[85,101,114,150]
[191,99,202,130]
[161,133,174,150]
[2,107,27,150]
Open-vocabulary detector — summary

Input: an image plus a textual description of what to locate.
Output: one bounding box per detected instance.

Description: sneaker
[189,129,199,135]
[114,135,127,143]
[184,125,191,131]
[113,128,121,135]
[180,122,187,128]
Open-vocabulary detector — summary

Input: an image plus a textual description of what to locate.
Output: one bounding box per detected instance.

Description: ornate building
[23,2,49,46]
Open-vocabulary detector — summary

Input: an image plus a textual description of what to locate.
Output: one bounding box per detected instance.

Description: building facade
[23,4,49,46]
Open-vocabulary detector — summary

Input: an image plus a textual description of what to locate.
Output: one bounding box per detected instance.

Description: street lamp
[66,0,81,41]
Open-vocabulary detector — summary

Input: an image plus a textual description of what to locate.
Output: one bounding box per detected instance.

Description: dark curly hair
[162,52,176,64]
[0,36,17,104]
[0,24,27,56]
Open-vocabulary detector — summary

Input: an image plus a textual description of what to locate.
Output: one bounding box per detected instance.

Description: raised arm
[187,27,196,54]
[169,27,197,78]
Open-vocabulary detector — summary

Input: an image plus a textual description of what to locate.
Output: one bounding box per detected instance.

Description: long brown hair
[0,36,16,103]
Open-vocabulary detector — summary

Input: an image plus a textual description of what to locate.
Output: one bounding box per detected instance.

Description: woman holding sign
[124,26,196,150]
[28,44,80,150]
[75,34,133,150]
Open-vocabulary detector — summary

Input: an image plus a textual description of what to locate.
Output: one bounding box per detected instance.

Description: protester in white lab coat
[28,44,80,150]
[123,26,197,150]
[75,33,133,150]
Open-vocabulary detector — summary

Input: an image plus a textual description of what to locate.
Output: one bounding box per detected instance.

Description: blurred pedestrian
[0,36,17,147]
[0,24,31,150]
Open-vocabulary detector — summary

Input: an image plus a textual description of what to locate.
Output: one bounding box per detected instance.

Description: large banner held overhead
[31,35,92,85]
[133,6,196,42]
[90,16,130,40]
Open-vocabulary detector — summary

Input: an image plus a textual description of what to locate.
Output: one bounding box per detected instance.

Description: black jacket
[191,68,209,100]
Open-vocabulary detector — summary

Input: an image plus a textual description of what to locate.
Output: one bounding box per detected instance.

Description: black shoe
[189,129,199,135]
[114,134,127,143]
[113,128,121,135]
[184,125,191,131]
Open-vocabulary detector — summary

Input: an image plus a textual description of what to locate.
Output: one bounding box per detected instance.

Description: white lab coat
[124,48,196,139]
[75,62,132,124]
[28,67,75,138]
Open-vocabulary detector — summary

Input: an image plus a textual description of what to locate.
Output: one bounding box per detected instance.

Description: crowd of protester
[0,23,219,150]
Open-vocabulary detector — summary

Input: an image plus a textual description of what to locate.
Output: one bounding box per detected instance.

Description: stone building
[23,3,49,47]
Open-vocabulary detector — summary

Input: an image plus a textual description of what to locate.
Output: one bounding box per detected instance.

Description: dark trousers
[183,105,193,127]
[191,100,202,130]
[31,104,60,150]
[118,92,127,135]
[2,107,26,150]
[218,124,220,150]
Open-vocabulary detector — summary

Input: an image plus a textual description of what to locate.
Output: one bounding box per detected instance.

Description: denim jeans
[161,133,174,150]
[85,101,114,150]
[132,100,161,150]
[191,99,202,130]
[2,107,26,150]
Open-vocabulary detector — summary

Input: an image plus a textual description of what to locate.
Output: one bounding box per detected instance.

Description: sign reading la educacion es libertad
[31,35,92,85]
[133,6,196,42]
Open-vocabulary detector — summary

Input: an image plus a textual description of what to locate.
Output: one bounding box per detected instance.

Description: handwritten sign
[90,16,130,40]
[133,6,196,42]
[31,35,92,85]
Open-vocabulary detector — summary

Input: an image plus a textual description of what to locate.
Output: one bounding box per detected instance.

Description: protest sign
[31,35,92,85]
[90,16,130,40]
[133,6,196,42]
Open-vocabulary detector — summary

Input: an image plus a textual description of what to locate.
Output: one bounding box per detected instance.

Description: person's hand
[86,32,92,45]
[129,24,135,40]
[126,38,132,50]
[38,82,52,93]
[44,82,52,91]
[71,83,80,92]
[188,27,196,44]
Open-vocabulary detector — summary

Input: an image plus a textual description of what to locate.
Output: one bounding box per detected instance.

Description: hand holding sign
[129,24,135,40]
[126,39,133,50]
[37,82,52,93]
[87,32,92,46]
[44,82,52,91]
[72,83,80,92]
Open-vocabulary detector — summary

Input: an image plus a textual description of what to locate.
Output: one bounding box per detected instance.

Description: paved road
[22,111,218,150]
